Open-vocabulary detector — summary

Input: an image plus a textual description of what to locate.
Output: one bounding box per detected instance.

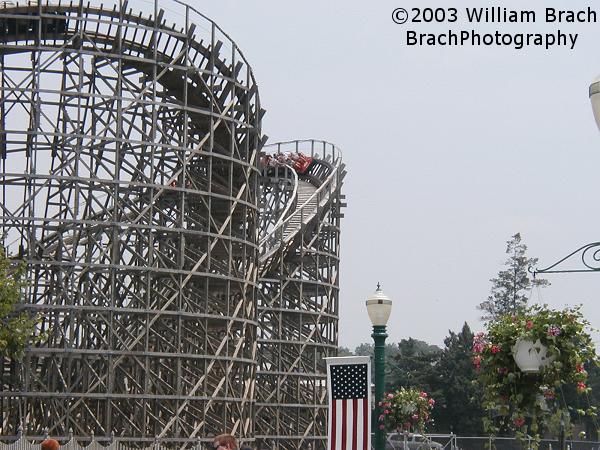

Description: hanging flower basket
[473,304,598,449]
[378,387,435,434]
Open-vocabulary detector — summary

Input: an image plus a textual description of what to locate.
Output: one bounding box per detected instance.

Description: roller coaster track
[256,140,346,450]
[259,144,341,259]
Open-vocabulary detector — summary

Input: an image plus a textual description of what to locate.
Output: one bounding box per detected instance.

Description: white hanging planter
[512,338,555,373]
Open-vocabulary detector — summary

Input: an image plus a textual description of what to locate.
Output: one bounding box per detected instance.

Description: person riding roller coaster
[261,151,315,175]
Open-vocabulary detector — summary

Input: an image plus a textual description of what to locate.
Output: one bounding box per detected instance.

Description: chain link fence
[2,435,600,450]
[384,433,600,450]
[454,436,600,450]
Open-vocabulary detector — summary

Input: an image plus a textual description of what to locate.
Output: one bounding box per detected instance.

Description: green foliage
[379,387,435,433]
[478,233,548,322]
[389,338,441,392]
[432,323,485,435]
[356,329,483,434]
[568,361,600,439]
[337,346,354,357]
[474,304,598,449]
[0,245,36,360]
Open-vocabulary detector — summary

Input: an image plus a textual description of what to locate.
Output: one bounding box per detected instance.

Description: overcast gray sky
[187,0,600,349]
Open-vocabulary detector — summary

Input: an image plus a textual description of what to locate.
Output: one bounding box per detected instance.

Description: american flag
[326,356,371,450]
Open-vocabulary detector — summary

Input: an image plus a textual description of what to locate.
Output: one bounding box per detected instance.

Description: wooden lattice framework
[0,0,262,445]
[256,141,345,450]
[0,2,345,449]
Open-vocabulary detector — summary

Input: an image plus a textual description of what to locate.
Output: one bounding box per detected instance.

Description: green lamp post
[366,283,392,450]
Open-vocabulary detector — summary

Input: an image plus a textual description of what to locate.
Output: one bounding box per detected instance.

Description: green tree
[337,346,354,356]
[388,338,441,393]
[356,330,485,434]
[431,323,484,435]
[478,233,548,322]
[0,245,36,359]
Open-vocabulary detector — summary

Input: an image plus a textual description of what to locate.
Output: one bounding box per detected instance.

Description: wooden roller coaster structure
[0,2,345,449]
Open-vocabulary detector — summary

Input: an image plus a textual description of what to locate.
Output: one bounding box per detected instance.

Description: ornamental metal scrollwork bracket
[530,242,600,276]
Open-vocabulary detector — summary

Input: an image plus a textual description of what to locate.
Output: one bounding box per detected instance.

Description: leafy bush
[0,245,37,360]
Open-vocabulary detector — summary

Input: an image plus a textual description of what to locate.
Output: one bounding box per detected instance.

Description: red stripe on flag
[363,397,369,450]
[352,398,358,450]
[341,400,347,450]
[331,400,337,450]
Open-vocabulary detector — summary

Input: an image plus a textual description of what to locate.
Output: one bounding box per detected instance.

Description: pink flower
[428,398,435,406]
[387,393,394,399]
[526,320,533,330]
[576,364,585,373]
[379,425,385,430]
[384,409,390,415]
[419,391,428,398]
[473,355,482,369]
[491,345,501,354]
[472,342,485,353]
[514,417,525,427]
[379,414,385,421]
[577,382,587,392]
[543,389,555,400]
[473,332,486,344]
[547,325,561,337]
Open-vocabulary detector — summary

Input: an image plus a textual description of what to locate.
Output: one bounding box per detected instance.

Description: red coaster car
[293,153,313,174]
